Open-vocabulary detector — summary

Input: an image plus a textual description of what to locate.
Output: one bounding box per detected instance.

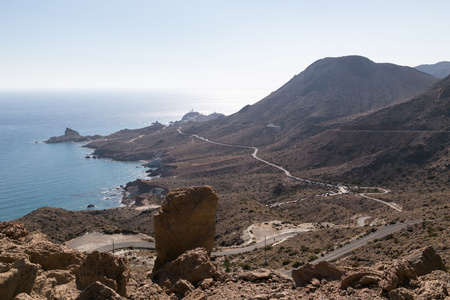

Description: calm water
[0,89,248,221]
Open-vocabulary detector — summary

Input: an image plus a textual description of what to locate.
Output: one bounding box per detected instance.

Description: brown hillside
[185,55,438,147]
[267,75,450,186]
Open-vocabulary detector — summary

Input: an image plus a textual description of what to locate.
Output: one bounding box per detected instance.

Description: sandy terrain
[241,220,336,246]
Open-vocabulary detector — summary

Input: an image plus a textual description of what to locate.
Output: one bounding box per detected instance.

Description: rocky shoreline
[43,111,224,210]
[44,127,103,143]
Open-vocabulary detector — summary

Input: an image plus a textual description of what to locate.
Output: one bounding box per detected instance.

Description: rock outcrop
[74,251,130,297]
[379,246,446,292]
[122,179,168,207]
[0,258,40,299]
[0,222,130,299]
[76,281,125,300]
[152,247,225,291]
[2,218,448,299]
[0,222,29,240]
[291,261,345,286]
[129,282,170,300]
[152,186,218,274]
[340,270,382,289]
[45,128,94,143]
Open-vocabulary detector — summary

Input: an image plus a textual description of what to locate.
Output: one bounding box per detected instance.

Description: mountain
[415,61,450,78]
[276,74,450,185]
[187,56,438,147]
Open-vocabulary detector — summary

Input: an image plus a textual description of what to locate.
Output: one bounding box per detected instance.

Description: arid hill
[184,55,438,147]
[415,61,450,78]
[268,74,450,187]
[78,56,438,163]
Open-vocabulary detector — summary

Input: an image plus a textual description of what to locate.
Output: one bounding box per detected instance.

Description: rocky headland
[44,128,103,144]
[171,111,225,127]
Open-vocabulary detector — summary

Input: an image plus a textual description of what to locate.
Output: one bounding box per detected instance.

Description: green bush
[384,234,394,240]
[282,260,291,266]
[300,245,310,252]
[292,261,301,268]
[308,255,318,262]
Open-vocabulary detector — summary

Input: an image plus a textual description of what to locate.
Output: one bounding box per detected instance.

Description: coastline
[39,111,224,214]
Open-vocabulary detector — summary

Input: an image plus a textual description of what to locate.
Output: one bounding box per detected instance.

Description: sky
[1,0,449,103]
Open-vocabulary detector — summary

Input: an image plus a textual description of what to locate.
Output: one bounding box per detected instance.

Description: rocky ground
[1,221,449,300]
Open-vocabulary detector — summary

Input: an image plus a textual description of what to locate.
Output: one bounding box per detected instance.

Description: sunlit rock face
[152,186,218,275]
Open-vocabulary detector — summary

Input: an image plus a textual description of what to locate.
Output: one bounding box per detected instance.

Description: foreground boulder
[152,186,218,274]
[76,281,125,300]
[129,282,170,300]
[74,251,130,297]
[0,258,40,300]
[0,222,130,299]
[0,222,29,240]
[380,246,446,292]
[340,270,382,289]
[292,261,345,286]
[152,247,225,291]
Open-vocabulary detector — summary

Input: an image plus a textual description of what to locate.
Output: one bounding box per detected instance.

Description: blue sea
[0,89,251,221]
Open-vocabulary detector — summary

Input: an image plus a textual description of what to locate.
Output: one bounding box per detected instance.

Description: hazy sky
[1,0,449,102]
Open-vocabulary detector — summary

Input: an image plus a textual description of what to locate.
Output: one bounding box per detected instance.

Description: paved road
[93,231,302,254]
[358,193,402,212]
[177,127,343,191]
[101,129,417,270]
[279,220,421,276]
[313,220,420,263]
[178,128,413,211]
[95,241,155,252]
[358,187,402,212]
[95,219,422,280]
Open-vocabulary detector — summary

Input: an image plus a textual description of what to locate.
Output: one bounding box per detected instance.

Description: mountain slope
[415,61,450,78]
[188,56,438,147]
[274,75,450,185]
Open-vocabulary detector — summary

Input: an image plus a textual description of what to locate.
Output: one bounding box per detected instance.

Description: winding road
[176,128,410,211]
[177,128,344,192]
[312,220,420,262]
[278,220,421,276]
[91,220,422,271]
[358,187,402,212]
[82,128,420,269]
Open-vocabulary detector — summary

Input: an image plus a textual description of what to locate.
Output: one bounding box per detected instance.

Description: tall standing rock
[152,186,218,275]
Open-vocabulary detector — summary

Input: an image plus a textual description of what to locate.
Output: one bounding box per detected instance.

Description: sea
[0,89,254,221]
